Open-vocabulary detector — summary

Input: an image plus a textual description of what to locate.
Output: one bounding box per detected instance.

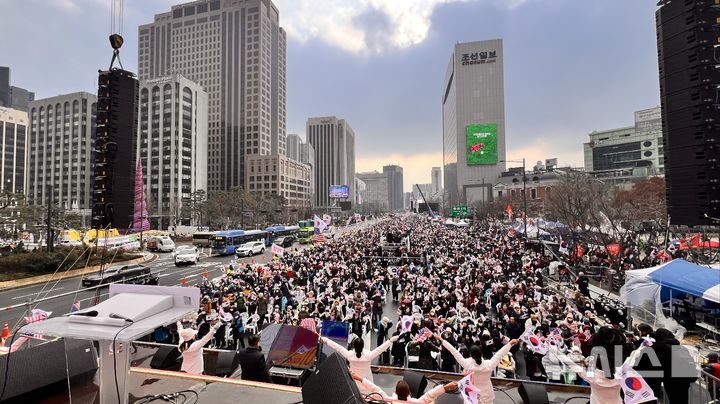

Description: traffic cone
[203,270,209,279]
[1,323,10,340]
[181,276,187,286]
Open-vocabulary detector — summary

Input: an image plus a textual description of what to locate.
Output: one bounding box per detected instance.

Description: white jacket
[180,323,220,375]
[441,340,513,404]
[321,336,393,382]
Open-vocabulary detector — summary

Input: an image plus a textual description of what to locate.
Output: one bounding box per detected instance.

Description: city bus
[192,231,216,247]
[211,230,270,255]
[297,220,314,244]
[211,230,246,255]
[264,225,300,245]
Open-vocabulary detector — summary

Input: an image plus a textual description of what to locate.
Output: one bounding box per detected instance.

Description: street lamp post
[501,158,527,245]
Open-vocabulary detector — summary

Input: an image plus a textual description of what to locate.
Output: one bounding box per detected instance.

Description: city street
[0,247,270,330]
[0,222,366,332]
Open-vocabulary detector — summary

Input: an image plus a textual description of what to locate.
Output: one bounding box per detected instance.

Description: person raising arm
[434,333,519,404]
[321,334,399,382]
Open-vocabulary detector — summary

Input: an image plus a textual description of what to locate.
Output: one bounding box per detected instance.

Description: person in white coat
[435,333,519,404]
[350,370,458,403]
[320,334,398,382]
[177,320,221,375]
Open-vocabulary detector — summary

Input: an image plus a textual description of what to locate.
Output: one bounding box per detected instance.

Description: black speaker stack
[92,68,139,230]
[301,352,364,404]
[657,0,720,226]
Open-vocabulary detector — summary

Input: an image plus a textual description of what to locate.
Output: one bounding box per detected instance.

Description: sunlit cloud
[276,0,527,53]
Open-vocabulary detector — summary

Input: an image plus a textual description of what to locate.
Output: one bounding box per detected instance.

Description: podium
[19,284,200,404]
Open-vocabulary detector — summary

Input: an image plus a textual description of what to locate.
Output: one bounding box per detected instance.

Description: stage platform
[4,342,591,404]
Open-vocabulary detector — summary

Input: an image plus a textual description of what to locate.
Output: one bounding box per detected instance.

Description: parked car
[273,236,295,248]
[236,241,265,257]
[147,236,175,252]
[81,264,155,287]
[173,246,200,266]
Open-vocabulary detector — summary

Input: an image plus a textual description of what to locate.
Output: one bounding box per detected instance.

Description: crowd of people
[161,214,709,404]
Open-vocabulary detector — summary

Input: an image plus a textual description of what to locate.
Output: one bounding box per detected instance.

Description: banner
[271,243,285,257]
[466,123,498,165]
[400,315,414,334]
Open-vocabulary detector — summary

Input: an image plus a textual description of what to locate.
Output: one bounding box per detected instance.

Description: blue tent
[625,259,720,303]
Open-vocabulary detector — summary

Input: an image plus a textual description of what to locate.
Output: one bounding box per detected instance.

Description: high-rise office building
[431,167,441,195]
[442,39,506,207]
[137,75,208,229]
[0,107,28,193]
[355,171,388,212]
[286,133,301,161]
[27,92,97,213]
[138,0,287,192]
[656,0,719,225]
[306,116,355,209]
[245,154,311,208]
[0,67,35,112]
[383,164,404,211]
[299,141,315,201]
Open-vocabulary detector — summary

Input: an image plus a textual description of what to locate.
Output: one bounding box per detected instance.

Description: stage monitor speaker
[149,345,181,371]
[208,351,240,377]
[301,352,364,404]
[0,339,98,401]
[518,381,550,404]
[403,370,428,399]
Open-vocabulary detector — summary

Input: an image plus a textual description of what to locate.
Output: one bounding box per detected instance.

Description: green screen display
[466,124,498,165]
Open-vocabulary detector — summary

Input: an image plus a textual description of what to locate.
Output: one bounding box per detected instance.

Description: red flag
[607,244,621,256]
[576,243,584,258]
[506,204,513,217]
[689,233,702,249]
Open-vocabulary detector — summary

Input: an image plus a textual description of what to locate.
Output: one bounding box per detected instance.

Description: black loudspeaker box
[301,352,364,404]
[149,345,181,371]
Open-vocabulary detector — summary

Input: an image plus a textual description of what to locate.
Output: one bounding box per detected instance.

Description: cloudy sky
[1,0,660,191]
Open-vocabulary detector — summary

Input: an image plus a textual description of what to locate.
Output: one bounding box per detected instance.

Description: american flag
[70,301,81,312]
[415,327,433,343]
[300,318,317,333]
[313,234,326,243]
[24,309,51,325]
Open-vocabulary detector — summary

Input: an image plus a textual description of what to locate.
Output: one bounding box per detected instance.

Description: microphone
[68,310,98,317]
[109,313,134,322]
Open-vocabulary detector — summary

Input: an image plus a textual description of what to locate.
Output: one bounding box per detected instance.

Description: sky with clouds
[1,0,660,191]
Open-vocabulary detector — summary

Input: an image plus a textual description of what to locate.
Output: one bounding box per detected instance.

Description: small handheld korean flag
[618,363,656,404]
[400,315,414,334]
[458,373,480,404]
[520,327,548,355]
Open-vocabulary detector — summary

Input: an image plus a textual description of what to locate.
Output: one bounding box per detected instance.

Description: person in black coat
[237,334,271,383]
[635,328,697,404]
[439,328,458,372]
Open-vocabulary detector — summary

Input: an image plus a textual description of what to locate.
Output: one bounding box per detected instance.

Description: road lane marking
[11,287,65,300]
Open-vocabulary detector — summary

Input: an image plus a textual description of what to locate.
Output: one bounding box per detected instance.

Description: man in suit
[237,334,271,383]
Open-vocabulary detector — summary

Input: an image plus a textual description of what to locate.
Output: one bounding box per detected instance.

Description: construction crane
[108,0,125,69]
[415,184,436,218]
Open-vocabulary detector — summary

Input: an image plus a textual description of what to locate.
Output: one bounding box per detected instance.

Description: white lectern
[19,284,200,404]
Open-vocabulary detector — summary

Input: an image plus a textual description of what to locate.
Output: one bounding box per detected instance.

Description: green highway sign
[451,205,469,217]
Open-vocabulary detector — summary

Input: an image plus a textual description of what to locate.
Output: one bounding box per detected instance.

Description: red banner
[607,244,621,256]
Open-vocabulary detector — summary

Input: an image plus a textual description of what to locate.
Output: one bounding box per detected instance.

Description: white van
[148,236,175,252]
